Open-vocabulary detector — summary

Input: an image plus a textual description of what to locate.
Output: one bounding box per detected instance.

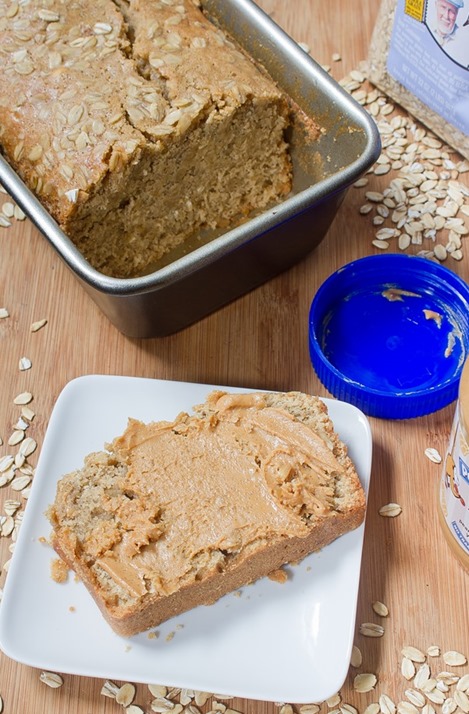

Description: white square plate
[0,376,372,703]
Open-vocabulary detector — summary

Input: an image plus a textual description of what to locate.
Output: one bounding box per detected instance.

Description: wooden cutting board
[0,1,468,713]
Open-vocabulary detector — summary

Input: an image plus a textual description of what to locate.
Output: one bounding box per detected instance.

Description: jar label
[386,0,469,136]
[440,415,469,556]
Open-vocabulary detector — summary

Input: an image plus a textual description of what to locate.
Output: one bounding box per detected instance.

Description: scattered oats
[148,685,168,698]
[332,52,342,61]
[10,475,31,491]
[402,646,426,663]
[425,448,442,464]
[421,679,437,692]
[364,705,380,714]
[360,204,373,214]
[2,202,15,218]
[0,308,9,319]
[39,671,64,688]
[298,42,310,53]
[457,675,469,692]
[422,705,436,714]
[8,430,24,446]
[454,692,469,713]
[299,706,320,714]
[442,698,457,714]
[375,164,391,175]
[437,672,460,686]
[4,500,21,517]
[397,704,419,714]
[351,645,363,668]
[101,681,120,698]
[350,69,366,82]
[379,503,402,517]
[127,707,145,714]
[14,453,25,469]
[366,191,385,202]
[327,694,342,707]
[8,202,26,222]
[405,689,426,707]
[454,689,469,714]
[433,244,447,262]
[372,239,390,250]
[1,516,14,537]
[30,318,47,332]
[183,704,201,714]
[379,694,397,714]
[372,601,389,617]
[116,682,136,707]
[402,658,416,680]
[21,406,35,421]
[19,436,37,457]
[340,706,357,714]
[151,696,176,711]
[354,673,378,693]
[0,455,14,473]
[13,392,33,406]
[443,651,467,667]
[414,664,431,690]
[426,690,446,704]
[19,356,32,371]
[354,178,369,188]
[194,692,211,707]
[0,216,12,228]
[360,622,385,637]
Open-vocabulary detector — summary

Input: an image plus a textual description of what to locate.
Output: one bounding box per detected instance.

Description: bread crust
[47,391,366,637]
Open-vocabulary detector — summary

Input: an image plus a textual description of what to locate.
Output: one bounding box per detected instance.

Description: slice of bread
[47,391,366,636]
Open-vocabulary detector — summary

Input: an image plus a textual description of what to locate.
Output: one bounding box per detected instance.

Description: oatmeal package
[368,0,469,160]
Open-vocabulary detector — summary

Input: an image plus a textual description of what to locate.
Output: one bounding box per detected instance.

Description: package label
[440,414,469,557]
[387,0,469,135]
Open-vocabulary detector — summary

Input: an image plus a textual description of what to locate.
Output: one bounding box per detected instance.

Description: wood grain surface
[1,1,468,713]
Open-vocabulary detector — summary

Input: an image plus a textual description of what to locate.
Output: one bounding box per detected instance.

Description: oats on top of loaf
[0,0,296,277]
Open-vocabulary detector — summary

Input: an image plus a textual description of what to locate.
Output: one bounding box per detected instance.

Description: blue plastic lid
[309,254,469,419]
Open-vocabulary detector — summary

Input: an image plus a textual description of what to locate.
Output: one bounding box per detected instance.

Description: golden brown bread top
[0,0,285,225]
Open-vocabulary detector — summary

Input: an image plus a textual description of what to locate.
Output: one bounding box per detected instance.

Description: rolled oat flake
[368,0,469,160]
[439,358,469,569]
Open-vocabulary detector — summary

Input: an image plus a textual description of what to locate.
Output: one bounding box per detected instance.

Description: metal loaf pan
[0,0,381,338]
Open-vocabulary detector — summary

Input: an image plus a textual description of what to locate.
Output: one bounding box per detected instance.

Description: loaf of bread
[47,390,366,637]
[0,0,293,277]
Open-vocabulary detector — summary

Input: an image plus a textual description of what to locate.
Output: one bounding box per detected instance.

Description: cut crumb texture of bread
[0,0,295,278]
[47,391,366,637]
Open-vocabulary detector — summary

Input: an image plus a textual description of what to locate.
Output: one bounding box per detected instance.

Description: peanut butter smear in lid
[309,254,469,419]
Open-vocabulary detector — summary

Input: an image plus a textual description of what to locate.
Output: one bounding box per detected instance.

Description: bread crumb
[268,568,289,584]
[50,558,69,583]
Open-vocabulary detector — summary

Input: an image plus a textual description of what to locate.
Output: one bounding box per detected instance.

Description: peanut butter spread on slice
[82,392,346,600]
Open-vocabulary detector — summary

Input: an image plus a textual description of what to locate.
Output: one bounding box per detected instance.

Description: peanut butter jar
[439,359,469,571]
